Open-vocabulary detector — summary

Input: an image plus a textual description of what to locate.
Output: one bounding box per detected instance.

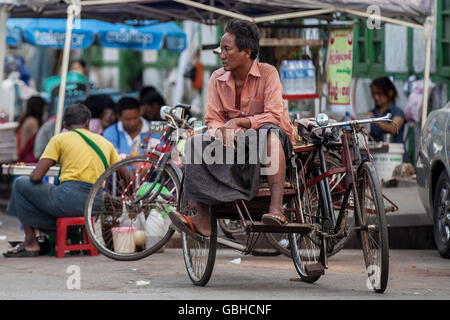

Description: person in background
[84,94,117,135]
[70,59,87,78]
[33,115,56,160]
[138,85,156,104]
[369,77,405,143]
[140,91,165,122]
[103,97,150,157]
[99,94,117,131]
[369,77,408,162]
[4,103,122,257]
[16,96,46,163]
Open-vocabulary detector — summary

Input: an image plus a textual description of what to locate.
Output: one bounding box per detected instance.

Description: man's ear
[84,120,90,129]
[242,48,251,59]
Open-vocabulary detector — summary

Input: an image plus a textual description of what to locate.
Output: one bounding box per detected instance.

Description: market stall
[0,0,435,134]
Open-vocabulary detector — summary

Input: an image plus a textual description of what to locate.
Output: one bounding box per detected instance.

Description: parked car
[416,101,450,258]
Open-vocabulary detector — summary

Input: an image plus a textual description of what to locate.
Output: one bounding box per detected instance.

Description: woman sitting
[16,96,46,163]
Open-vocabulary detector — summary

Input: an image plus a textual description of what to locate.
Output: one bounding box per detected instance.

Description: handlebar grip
[175,103,191,111]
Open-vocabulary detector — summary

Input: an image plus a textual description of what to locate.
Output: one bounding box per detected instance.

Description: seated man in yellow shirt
[4,103,122,257]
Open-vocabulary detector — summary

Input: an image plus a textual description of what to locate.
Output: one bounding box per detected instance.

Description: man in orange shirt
[170,19,294,238]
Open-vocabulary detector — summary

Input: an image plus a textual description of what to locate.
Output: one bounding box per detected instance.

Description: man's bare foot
[188,215,211,237]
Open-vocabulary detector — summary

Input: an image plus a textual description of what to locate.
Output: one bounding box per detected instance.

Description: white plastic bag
[404,80,435,123]
[144,207,172,248]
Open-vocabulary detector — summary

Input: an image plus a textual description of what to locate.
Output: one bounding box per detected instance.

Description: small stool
[55,217,98,258]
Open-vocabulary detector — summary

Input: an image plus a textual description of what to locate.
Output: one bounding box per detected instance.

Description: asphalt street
[0,230,449,300]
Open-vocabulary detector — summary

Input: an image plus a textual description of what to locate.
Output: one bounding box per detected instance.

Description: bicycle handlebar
[313,113,392,131]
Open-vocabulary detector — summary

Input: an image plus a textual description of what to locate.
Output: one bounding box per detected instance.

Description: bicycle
[84,103,282,261]
[176,112,393,293]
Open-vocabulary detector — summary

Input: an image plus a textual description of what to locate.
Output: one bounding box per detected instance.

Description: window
[437,0,450,76]
[353,21,385,75]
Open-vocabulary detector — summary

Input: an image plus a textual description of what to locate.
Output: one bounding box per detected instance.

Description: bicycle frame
[120,122,178,205]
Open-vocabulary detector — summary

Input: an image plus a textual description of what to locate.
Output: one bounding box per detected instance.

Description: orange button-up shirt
[205,60,294,143]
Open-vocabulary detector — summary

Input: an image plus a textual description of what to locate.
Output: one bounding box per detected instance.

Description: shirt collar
[117,117,148,133]
[217,60,261,83]
[374,103,395,116]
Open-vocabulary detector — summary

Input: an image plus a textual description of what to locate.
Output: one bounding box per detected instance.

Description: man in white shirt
[103,97,151,157]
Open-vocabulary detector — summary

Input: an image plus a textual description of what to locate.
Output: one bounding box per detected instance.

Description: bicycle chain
[309,208,348,239]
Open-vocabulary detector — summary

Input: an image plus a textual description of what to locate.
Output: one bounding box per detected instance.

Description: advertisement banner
[327,28,354,105]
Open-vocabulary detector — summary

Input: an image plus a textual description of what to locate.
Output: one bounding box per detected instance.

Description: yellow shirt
[40,128,121,184]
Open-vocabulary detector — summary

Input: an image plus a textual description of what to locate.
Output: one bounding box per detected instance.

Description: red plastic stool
[55,217,98,258]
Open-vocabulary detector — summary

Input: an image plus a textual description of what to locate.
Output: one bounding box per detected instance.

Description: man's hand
[216,118,251,147]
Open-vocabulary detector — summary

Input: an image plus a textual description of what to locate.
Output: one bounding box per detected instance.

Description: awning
[5,18,186,51]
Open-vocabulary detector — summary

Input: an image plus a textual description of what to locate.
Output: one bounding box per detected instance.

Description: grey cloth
[184,124,292,205]
[7,176,101,236]
[33,118,56,159]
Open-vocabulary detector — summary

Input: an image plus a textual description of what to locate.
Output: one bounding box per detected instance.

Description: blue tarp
[5,18,186,51]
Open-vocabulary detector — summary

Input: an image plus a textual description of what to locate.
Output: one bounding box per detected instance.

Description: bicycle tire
[357,161,389,293]
[322,152,354,257]
[84,156,180,261]
[289,169,326,283]
[178,179,217,286]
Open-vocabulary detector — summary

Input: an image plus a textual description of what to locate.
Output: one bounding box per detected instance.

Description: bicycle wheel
[84,156,180,261]
[289,171,326,283]
[357,161,389,293]
[178,182,217,286]
[323,152,354,257]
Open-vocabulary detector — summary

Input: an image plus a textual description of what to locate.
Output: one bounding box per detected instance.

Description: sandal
[168,210,209,240]
[3,244,39,258]
[262,213,288,226]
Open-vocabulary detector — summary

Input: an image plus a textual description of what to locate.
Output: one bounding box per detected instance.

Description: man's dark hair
[225,19,260,60]
[84,94,116,118]
[63,103,91,127]
[139,85,157,103]
[84,95,106,118]
[141,91,165,107]
[116,96,140,115]
[370,77,398,103]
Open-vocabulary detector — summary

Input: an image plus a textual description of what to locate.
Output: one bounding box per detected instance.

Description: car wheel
[433,171,450,259]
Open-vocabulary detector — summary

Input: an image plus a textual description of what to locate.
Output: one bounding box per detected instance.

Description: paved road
[0,244,449,300]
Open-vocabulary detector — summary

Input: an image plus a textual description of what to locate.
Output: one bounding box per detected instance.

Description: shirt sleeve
[204,73,227,135]
[40,135,60,163]
[106,140,122,166]
[102,125,119,151]
[246,66,284,130]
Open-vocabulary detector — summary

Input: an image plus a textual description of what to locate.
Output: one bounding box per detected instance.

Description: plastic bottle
[295,60,304,95]
[306,60,316,94]
[145,207,172,249]
[343,111,352,131]
[279,60,289,95]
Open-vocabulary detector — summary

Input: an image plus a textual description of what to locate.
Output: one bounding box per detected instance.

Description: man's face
[219,32,251,72]
[371,85,392,107]
[141,103,161,121]
[119,108,141,133]
[101,108,116,129]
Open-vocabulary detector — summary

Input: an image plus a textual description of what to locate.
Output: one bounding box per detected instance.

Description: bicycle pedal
[305,263,325,276]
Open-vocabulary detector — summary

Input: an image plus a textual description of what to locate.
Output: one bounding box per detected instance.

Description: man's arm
[374,116,404,135]
[369,112,404,136]
[30,158,56,183]
[204,75,227,136]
